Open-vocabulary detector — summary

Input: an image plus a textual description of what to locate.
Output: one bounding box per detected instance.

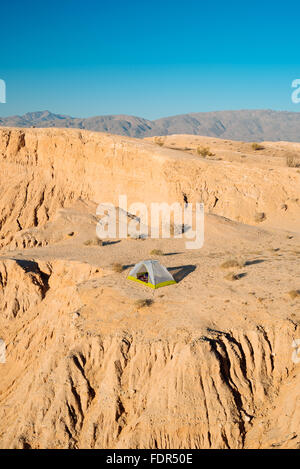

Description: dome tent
[127,260,176,289]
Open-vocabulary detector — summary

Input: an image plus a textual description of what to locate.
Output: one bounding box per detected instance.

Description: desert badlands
[0,127,299,449]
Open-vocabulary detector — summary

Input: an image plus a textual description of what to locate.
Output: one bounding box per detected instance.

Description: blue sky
[1,0,300,119]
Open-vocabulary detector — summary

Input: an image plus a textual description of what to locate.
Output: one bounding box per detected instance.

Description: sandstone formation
[0,128,299,449]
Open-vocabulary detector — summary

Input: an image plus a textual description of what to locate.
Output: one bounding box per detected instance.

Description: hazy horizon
[2,107,300,121]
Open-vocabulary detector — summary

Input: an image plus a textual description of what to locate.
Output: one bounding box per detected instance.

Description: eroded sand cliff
[0,128,299,448]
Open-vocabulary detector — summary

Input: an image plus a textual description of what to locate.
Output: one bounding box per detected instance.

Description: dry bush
[154,137,165,147]
[220,259,244,269]
[288,290,300,299]
[150,249,164,256]
[135,298,154,309]
[286,153,300,168]
[112,263,124,273]
[224,272,240,281]
[197,146,214,157]
[83,237,103,246]
[251,142,264,151]
[254,212,266,223]
[128,233,146,240]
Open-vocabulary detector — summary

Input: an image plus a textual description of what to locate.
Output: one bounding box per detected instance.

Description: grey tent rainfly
[127,260,176,289]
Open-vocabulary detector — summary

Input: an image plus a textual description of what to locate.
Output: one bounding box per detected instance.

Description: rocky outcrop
[0,259,48,319]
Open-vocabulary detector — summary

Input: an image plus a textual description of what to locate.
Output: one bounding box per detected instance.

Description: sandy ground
[1,202,299,334]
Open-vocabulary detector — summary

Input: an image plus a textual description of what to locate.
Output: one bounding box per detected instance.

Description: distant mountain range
[1,109,300,142]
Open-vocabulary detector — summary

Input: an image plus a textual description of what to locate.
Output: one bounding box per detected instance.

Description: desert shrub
[251,142,264,151]
[128,233,146,240]
[254,212,266,223]
[286,153,300,168]
[155,137,165,147]
[288,290,300,299]
[112,263,124,273]
[83,237,103,246]
[197,146,214,157]
[135,298,154,308]
[220,259,244,269]
[224,272,240,281]
[150,249,164,256]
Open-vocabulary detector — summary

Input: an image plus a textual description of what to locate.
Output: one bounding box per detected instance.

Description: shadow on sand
[168,264,196,283]
[244,259,265,266]
[102,240,121,246]
[163,252,183,257]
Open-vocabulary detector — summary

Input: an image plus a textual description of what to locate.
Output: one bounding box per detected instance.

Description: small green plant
[251,142,264,151]
[135,298,154,309]
[197,146,214,157]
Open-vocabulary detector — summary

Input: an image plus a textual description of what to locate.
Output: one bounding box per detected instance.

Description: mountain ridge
[1,109,300,141]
